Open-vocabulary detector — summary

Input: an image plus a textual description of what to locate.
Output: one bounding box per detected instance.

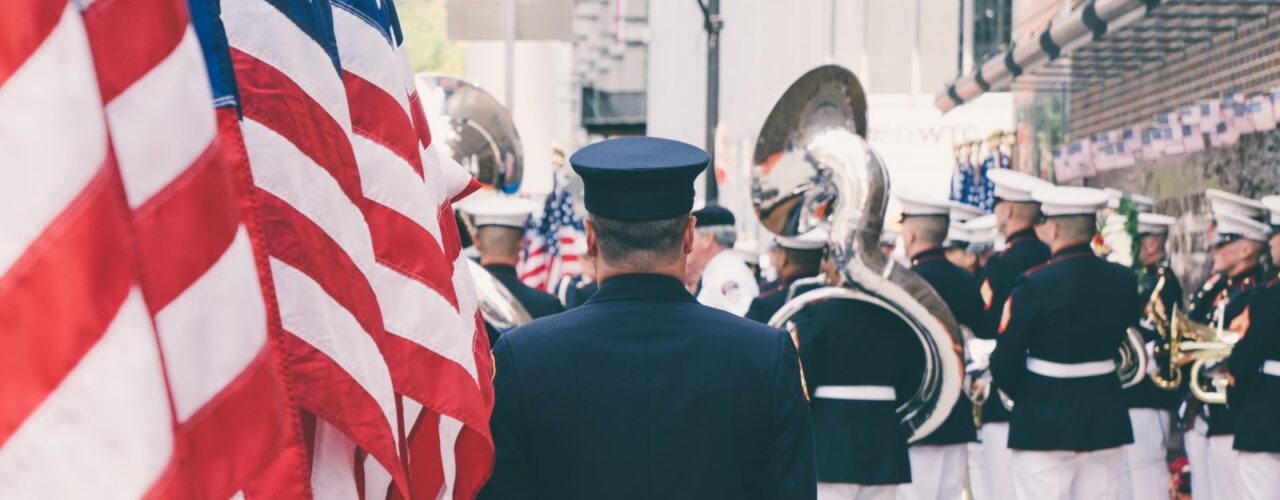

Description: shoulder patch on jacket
[998,297,1014,334]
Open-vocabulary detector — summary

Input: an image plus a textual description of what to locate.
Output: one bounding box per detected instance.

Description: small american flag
[520,170,586,291]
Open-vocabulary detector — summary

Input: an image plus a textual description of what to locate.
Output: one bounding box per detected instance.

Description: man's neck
[597,258,688,284]
[1142,252,1166,267]
[1228,261,1259,279]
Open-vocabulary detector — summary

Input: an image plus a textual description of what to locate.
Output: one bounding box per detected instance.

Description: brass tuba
[753,65,963,442]
[416,74,533,331]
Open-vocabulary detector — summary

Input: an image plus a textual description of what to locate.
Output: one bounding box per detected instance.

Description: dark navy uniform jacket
[484,264,564,346]
[1125,261,1183,410]
[911,247,981,445]
[976,228,1050,424]
[1229,278,1280,452]
[990,243,1137,451]
[746,273,821,324]
[480,274,816,500]
[1190,267,1267,436]
[793,293,921,484]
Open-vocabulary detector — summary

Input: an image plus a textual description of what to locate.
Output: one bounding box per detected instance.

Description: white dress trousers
[1010,447,1123,500]
[1118,408,1169,500]
[1207,434,1242,499]
[1184,416,1213,500]
[818,483,898,500]
[1183,417,1244,500]
[980,422,1016,500]
[897,444,966,500]
[966,441,992,500]
[1238,451,1280,500]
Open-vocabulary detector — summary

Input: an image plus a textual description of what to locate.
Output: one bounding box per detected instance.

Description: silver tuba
[464,259,534,332]
[415,73,524,194]
[753,65,964,443]
[415,74,533,331]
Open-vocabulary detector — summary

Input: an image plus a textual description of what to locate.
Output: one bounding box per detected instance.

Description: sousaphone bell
[752,65,963,442]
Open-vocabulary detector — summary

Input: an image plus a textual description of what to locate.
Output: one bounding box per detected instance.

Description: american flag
[1,0,492,496]
[1,0,287,496]
[948,152,976,207]
[520,170,586,291]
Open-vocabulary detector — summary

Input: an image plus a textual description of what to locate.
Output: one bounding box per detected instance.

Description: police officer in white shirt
[688,205,759,316]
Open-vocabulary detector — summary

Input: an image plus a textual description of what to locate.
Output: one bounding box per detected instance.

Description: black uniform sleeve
[977,259,1011,339]
[958,275,985,334]
[767,332,818,500]
[1228,288,1278,392]
[990,278,1038,399]
[478,338,530,499]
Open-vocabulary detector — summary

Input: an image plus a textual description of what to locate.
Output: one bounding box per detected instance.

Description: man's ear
[472,227,485,252]
[585,219,598,258]
[683,216,696,254]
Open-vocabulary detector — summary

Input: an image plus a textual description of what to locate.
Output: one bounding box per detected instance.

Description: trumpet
[1146,294,1238,403]
[1176,304,1239,405]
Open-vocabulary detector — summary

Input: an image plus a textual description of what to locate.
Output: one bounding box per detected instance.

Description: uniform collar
[1144,259,1169,273]
[483,263,519,278]
[1227,266,1265,290]
[1051,243,1094,261]
[910,247,947,266]
[1006,228,1038,248]
[587,274,696,304]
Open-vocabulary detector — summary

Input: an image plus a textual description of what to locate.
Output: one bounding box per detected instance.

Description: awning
[936,0,1160,112]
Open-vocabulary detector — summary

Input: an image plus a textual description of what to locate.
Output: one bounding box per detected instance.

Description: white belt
[813,385,896,401]
[1026,358,1116,378]
[1263,360,1280,377]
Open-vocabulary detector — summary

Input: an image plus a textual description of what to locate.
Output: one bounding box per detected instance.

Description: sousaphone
[753,65,963,442]
[415,73,533,330]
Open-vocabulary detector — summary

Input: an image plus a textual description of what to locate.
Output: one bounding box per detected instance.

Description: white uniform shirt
[696,249,760,316]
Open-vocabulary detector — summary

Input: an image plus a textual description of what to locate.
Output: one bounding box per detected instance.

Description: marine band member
[1228,194,1280,500]
[746,227,827,324]
[459,194,565,345]
[895,194,983,500]
[990,186,1136,500]
[1121,212,1183,500]
[974,169,1053,500]
[1183,189,1270,500]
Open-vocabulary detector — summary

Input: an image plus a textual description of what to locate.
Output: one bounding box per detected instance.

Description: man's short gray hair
[904,216,949,247]
[697,225,737,250]
[590,214,689,268]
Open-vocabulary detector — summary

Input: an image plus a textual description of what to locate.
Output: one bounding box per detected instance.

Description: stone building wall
[1086,130,1280,296]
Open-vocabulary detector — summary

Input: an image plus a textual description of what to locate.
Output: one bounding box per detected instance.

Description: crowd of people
[454,136,1279,500]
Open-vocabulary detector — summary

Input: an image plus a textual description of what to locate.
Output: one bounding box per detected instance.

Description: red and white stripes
[1,0,293,496]
[331,5,493,497]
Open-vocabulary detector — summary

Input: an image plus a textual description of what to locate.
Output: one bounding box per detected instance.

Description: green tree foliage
[399,0,467,75]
